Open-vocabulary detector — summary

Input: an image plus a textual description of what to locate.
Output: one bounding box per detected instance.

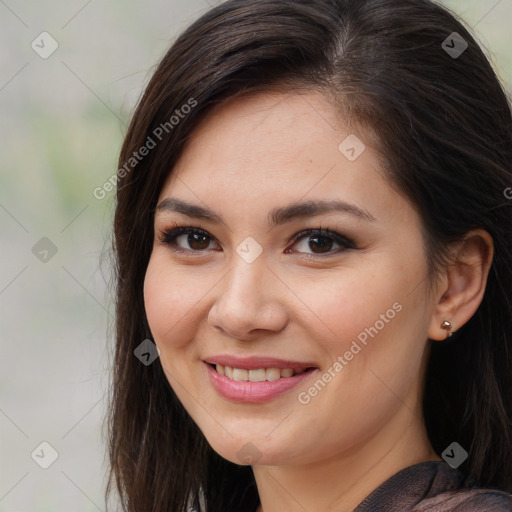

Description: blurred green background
[0,1,511,510]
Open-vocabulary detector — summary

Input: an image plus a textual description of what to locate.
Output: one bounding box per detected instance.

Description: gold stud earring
[440,320,453,338]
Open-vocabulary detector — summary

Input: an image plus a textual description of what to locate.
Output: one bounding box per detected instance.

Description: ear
[428,229,494,341]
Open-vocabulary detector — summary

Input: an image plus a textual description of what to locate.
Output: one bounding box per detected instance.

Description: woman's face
[144,91,438,466]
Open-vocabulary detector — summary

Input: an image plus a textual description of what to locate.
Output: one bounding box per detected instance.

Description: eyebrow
[155,197,376,226]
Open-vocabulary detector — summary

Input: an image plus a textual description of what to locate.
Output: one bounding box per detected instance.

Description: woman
[105,1,512,510]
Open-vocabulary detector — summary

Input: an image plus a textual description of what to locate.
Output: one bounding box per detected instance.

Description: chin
[204,430,301,467]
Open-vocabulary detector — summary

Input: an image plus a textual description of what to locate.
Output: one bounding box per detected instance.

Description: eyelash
[157,222,356,259]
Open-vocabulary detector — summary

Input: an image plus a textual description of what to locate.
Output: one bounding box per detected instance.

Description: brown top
[239,461,512,511]
[354,460,512,511]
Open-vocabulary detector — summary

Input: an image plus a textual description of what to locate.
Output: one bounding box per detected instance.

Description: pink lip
[203,362,318,403]
[203,354,317,370]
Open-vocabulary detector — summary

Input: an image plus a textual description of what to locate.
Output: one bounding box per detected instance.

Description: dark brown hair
[105,1,512,510]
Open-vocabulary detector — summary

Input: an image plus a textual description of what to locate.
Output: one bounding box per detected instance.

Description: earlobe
[427,230,494,341]
[440,320,453,338]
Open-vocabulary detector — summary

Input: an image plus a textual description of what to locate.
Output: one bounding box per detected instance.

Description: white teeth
[214,364,307,381]
[233,368,249,381]
[266,368,281,381]
[249,369,267,382]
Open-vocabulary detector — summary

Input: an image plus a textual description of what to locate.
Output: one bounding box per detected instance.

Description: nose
[207,256,289,341]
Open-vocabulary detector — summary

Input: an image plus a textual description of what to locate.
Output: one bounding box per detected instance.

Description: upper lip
[203,355,318,370]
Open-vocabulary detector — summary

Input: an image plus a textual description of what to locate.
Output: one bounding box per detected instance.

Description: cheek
[143,255,201,349]
[290,263,404,350]
[291,254,427,403]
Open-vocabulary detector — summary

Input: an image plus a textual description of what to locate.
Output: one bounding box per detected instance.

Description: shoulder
[413,487,512,511]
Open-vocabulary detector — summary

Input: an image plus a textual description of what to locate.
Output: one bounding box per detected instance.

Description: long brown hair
[105,1,512,510]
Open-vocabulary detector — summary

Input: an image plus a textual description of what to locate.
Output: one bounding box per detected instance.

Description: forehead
[157,90,413,228]
[177,90,344,169]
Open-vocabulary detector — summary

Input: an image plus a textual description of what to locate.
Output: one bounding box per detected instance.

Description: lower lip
[204,362,317,403]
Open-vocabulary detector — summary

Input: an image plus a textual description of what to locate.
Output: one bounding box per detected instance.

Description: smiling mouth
[208,363,317,382]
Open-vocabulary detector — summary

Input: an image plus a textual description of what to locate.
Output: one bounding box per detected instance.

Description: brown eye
[289,228,354,257]
[305,235,335,253]
[159,227,218,252]
[182,232,211,250]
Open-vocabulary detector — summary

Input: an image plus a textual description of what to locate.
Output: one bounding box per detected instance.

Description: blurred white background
[0,1,511,510]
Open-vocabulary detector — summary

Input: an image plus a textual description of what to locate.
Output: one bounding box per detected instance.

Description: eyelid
[288,227,354,248]
[157,223,355,256]
[157,224,221,254]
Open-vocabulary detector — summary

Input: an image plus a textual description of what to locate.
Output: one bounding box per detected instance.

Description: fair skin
[143,90,493,512]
